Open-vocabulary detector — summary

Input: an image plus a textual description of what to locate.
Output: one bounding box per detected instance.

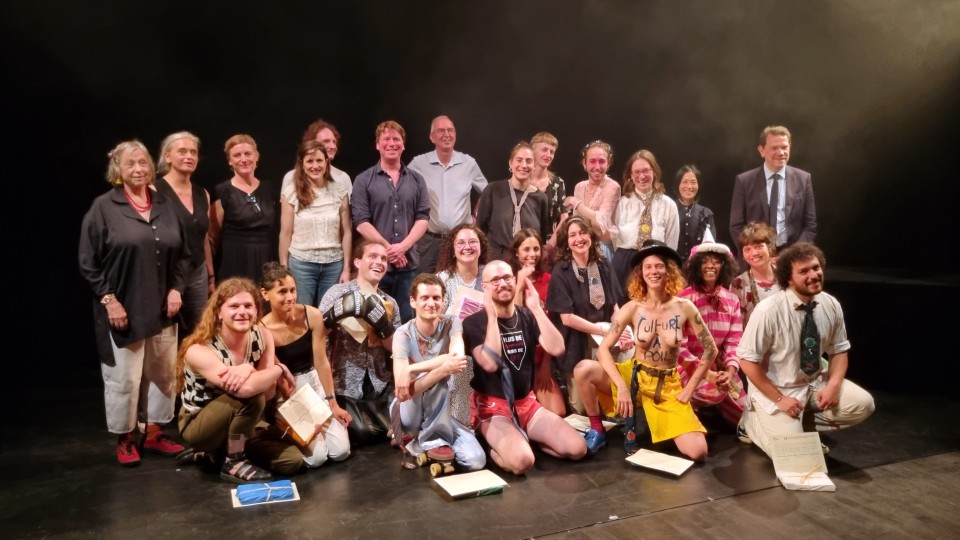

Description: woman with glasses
[435,223,490,426]
[476,142,550,261]
[546,218,627,427]
[563,140,621,262]
[209,134,279,284]
[608,149,680,290]
[279,140,352,307]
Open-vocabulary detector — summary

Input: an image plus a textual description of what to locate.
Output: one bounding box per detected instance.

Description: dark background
[3,1,958,391]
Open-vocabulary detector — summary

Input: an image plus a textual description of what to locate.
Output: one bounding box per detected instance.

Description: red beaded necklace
[123,186,152,213]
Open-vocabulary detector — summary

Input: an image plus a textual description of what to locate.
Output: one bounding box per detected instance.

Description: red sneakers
[426,445,454,462]
[143,424,187,456]
[117,433,141,467]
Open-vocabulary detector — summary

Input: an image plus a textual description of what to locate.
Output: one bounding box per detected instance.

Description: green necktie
[798,302,820,375]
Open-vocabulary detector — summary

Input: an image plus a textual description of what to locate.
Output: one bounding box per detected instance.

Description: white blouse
[282,182,350,264]
[609,192,680,250]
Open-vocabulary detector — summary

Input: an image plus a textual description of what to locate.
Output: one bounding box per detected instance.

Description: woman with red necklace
[79,140,192,466]
[209,134,279,284]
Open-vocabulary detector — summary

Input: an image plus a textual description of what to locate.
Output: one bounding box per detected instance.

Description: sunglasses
[246,194,262,214]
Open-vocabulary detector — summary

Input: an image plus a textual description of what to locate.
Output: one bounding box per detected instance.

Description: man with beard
[462,260,587,475]
[737,243,874,458]
[319,239,401,445]
[408,115,488,274]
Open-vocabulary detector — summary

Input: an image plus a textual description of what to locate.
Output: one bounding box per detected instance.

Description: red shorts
[470,391,542,431]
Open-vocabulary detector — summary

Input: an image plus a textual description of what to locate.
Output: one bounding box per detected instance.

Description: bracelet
[323,395,335,401]
[776,395,783,402]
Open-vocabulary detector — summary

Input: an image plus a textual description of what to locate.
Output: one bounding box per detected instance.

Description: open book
[275,383,333,446]
[770,432,835,491]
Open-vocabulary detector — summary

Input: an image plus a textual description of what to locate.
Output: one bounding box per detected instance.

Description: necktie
[635,193,653,248]
[572,261,605,309]
[509,183,533,235]
[768,173,780,230]
[798,302,820,375]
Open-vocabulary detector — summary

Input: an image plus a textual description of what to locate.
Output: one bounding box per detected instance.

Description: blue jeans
[379,268,416,323]
[288,256,344,307]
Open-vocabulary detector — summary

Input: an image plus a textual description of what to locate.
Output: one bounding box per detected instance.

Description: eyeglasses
[432,128,456,135]
[455,239,480,249]
[246,194,262,214]
[483,275,515,286]
[632,168,654,177]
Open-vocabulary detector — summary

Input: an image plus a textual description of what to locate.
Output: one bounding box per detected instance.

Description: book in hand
[770,432,836,491]
[275,383,333,446]
[625,449,695,476]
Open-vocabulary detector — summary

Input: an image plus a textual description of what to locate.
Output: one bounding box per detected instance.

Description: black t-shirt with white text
[462,307,541,399]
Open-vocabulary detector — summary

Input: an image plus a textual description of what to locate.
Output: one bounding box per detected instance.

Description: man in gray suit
[729,126,816,252]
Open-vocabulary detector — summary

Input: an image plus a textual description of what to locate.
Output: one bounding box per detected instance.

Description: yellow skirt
[613,360,706,443]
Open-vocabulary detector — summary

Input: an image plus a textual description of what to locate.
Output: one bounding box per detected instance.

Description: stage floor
[2,386,957,539]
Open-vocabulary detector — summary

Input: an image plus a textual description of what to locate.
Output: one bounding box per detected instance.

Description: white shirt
[281,181,350,264]
[737,288,850,414]
[408,150,487,234]
[609,191,680,250]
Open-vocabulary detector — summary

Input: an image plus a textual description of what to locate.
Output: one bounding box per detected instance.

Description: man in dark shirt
[351,120,430,322]
[462,260,587,475]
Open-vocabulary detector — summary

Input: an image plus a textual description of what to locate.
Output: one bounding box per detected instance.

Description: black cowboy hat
[629,239,682,270]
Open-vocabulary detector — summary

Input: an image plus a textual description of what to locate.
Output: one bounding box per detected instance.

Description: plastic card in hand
[276,383,333,446]
[433,469,508,499]
[625,448,695,476]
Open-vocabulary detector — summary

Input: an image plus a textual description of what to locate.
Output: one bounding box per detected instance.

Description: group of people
[79,119,873,484]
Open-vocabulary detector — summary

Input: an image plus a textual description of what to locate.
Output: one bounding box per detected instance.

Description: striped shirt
[677,286,744,374]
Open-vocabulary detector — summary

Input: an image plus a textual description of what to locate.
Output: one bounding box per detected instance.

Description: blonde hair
[105,140,155,187]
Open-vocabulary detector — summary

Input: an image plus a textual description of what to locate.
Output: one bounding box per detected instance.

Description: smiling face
[315,127,339,161]
[119,148,151,189]
[582,146,610,183]
[165,137,199,175]
[641,254,668,291]
[742,241,772,271]
[759,134,790,171]
[261,275,297,315]
[218,291,259,333]
[228,143,258,176]
[631,158,655,194]
[678,171,699,204]
[302,148,328,184]
[509,148,535,182]
[453,228,481,265]
[482,261,516,306]
[376,128,405,163]
[533,142,556,170]
[411,283,445,323]
[355,243,389,286]
[699,254,723,289]
[429,116,456,153]
[516,236,542,268]
[788,255,824,300]
[566,222,592,259]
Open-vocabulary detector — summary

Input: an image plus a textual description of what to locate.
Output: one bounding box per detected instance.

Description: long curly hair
[683,251,737,292]
[435,224,490,276]
[626,257,685,301]
[176,277,261,392]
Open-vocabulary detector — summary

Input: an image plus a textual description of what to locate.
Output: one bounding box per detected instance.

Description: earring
[114,177,123,186]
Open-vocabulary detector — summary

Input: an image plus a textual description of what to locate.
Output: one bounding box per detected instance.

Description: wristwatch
[100,294,116,305]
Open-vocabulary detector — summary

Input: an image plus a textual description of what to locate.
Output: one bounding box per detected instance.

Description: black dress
[213,180,279,283]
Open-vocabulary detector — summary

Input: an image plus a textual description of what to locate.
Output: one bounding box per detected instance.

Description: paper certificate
[433,469,508,499]
[770,432,836,491]
[625,449,695,477]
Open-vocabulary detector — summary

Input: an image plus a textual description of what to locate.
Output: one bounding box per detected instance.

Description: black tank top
[273,306,314,375]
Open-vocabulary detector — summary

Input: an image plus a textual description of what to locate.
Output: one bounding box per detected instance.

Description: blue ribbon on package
[236,480,295,504]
